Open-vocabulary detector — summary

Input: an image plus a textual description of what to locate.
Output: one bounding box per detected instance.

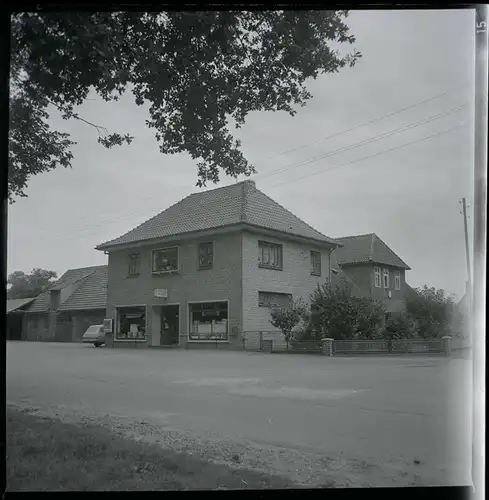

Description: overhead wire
[32,88,469,242]
[265,123,467,191]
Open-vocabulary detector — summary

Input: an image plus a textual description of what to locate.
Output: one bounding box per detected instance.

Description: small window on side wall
[198,242,213,269]
[310,251,321,276]
[394,271,401,290]
[258,241,283,270]
[128,253,140,276]
[374,267,381,288]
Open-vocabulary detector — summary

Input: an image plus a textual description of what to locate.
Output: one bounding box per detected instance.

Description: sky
[8,9,476,300]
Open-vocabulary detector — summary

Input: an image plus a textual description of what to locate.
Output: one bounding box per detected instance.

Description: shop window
[116,306,146,340]
[189,301,228,341]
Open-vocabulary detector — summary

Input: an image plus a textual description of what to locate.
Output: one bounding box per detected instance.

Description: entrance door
[160,305,179,346]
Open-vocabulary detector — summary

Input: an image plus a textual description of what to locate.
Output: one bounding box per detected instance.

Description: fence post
[259,331,263,350]
[321,338,334,356]
[442,336,452,357]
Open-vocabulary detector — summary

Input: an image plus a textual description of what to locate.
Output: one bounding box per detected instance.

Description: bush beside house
[265,278,457,349]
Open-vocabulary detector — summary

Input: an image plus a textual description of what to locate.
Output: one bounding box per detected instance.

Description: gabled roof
[7,297,36,313]
[49,265,103,290]
[96,180,339,250]
[24,265,107,313]
[58,266,107,311]
[330,268,368,298]
[334,233,411,270]
[22,291,50,313]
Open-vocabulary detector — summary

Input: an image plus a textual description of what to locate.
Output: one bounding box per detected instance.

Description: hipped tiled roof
[96,180,339,250]
[334,233,410,270]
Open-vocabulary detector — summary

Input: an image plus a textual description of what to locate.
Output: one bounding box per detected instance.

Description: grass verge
[6,407,297,491]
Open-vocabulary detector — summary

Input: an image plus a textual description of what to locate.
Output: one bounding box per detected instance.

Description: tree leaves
[9,11,360,202]
[269,297,309,345]
[405,285,454,338]
[7,268,58,299]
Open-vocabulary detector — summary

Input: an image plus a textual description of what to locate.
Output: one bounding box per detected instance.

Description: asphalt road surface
[6,342,472,487]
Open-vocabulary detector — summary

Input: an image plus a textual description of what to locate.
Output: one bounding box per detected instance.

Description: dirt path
[7,400,451,488]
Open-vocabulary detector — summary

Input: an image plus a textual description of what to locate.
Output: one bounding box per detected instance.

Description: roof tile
[24,265,107,313]
[334,233,410,270]
[96,180,338,249]
[6,297,36,313]
[58,266,107,311]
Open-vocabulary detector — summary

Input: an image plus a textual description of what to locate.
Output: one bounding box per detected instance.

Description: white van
[81,325,106,347]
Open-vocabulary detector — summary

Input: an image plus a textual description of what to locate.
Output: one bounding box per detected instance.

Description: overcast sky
[8,9,475,299]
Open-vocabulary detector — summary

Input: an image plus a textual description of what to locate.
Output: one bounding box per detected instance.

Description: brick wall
[241,230,332,333]
[24,313,50,341]
[106,231,243,348]
[342,264,407,313]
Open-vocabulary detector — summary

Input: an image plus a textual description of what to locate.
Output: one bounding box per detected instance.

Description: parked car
[82,325,106,347]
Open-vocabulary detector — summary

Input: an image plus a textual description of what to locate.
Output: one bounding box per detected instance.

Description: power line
[61,103,466,236]
[37,122,466,245]
[61,85,469,228]
[258,83,469,164]
[253,104,467,182]
[30,90,469,242]
[265,123,466,191]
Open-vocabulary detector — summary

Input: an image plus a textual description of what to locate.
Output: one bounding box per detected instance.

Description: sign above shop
[154,288,168,298]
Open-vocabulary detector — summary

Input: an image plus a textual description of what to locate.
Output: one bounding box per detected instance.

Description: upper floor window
[128,253,140,276]
[383,268,390,288]
[152,247,178,273]
[258,291,292,308]
[374,267,381,288]
[394,270,401,290]
[310,251,321,276]
[258,241,283,270]
[198,242,213,269]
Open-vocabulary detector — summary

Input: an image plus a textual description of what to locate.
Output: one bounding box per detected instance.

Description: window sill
[198,266,213,271]
[258,264,283,271]
[152,270,180,275]
[311,272,322,277]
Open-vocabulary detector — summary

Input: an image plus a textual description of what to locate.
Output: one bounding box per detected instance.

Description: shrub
[269,298,309,349]
[310,278,385,341]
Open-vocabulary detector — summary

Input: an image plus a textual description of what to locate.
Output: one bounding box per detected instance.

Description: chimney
[49,289,61,311]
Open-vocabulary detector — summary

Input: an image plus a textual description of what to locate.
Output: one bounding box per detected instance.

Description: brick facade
[105,231,243,348]
[241,230,331,333]
[341,263,407,312]
[104,228,334,349]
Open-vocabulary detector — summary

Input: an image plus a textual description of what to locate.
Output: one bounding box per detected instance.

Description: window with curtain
[258,241,283,270]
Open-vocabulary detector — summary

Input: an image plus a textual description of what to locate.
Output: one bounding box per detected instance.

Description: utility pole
[472,5,487,497]
[460,197,472,295]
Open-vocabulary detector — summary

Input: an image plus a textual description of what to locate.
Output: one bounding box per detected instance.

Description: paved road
[7,342,472,486]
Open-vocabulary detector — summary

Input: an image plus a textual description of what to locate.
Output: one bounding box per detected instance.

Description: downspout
[328,247,334,282]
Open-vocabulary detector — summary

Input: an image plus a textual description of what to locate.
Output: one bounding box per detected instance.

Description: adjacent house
[331,233,411,313]
[95,180,340,349]
[6,297,36,340]
[22,265,107,341]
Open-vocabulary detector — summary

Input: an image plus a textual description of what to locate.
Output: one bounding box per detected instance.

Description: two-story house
[331,233,411,314]
[95,180,340,349]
